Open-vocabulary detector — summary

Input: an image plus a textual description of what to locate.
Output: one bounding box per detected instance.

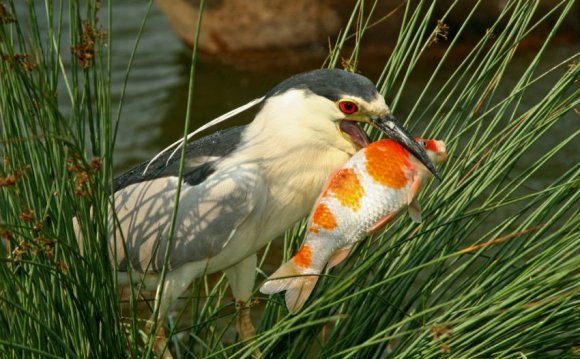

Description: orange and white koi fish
[260,138,447,312]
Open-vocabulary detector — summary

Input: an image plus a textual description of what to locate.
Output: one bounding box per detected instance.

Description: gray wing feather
[168,163,265,268]
[113,126,246,192]
[111,152,265,273]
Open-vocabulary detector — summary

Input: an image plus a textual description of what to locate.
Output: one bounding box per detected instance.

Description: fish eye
[339,101,358,115]
[419,140,427,147]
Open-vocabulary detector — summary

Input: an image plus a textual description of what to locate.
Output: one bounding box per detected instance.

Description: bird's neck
[237,124,352,235]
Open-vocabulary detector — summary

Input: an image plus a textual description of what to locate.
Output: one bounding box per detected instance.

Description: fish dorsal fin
[408,199,422,223]
[366,213,397,235]
[327,246,352,269]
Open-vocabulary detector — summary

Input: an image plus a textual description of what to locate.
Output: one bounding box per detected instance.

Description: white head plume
[142,96,265,175]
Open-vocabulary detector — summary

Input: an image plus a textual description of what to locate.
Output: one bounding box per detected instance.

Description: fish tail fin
[260,260,320,313]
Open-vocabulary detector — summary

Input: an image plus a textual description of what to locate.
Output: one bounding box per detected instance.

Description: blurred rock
[156,0,578,54]
[156,0,342,53]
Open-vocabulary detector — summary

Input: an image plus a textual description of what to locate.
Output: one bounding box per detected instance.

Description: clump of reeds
[0,1,127,357]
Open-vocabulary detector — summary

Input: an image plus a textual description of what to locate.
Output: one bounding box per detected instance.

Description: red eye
[339,101,358,115]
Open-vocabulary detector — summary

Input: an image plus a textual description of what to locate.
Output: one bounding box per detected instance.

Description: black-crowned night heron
[109,68,438,352]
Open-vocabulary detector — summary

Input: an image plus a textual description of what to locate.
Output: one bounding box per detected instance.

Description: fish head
[415,138,447,165]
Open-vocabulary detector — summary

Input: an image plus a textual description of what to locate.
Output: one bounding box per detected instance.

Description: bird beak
[369,114,441,180]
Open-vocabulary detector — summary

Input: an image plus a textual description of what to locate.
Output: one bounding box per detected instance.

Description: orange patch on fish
[365,140,409,189]
[325,168,365,211]
[293,244,312,267]
[312,203,337,231]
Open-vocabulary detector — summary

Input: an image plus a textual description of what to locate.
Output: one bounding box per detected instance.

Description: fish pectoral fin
[407,176,422,205]
[327,246,352,269]
[367,213,396,235]
[408,199,422,223]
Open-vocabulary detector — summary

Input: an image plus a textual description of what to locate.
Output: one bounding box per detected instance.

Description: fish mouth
[339,120,370,149]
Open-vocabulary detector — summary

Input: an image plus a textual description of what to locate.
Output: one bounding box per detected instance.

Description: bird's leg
[147,267,198,359]
[235,299,256,339]
[120,277,173,358]
[224,254,261,351]
[233,300,261,358]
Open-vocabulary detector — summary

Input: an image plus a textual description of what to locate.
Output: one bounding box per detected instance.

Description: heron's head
[254,69,439,179]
